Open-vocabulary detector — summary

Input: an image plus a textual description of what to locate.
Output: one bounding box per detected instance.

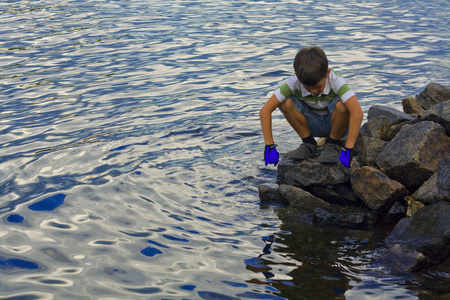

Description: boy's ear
[327,68,331,76]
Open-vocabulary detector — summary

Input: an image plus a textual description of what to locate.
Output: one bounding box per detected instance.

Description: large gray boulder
[367,105,414,140]
[375,121,450,191]
[421,100,450,135]
[351,166,410,211]
[385,201,450,263]
[415,82,450,110]
[277,157,350,188]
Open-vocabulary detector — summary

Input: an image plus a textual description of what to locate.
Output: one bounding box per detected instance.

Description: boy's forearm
[260,94,280,145]
[260,109,275,145]
[345,112,363,149]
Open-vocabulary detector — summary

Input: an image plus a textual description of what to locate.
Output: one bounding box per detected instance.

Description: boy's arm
[259,94,281,145]
[343,95,363,149]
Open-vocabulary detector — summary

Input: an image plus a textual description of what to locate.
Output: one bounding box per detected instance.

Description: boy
[260,46,363,168]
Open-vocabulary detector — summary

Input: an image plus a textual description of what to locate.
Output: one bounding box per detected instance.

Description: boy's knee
[279,98,294,114]
[334,100,349,115]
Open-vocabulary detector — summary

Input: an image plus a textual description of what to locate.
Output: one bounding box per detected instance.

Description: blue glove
[339,147,355,168]
[264,144,279,166]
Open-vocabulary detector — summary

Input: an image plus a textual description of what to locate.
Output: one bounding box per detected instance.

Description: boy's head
[293,46,329,88]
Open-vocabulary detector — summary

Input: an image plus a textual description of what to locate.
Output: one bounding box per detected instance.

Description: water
[0,0,449,299]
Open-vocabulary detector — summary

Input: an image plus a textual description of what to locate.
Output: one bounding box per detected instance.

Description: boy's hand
[264,144,279,166]
[339,147,355,168]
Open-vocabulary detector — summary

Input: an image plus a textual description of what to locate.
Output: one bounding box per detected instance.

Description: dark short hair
[293,46,328,86]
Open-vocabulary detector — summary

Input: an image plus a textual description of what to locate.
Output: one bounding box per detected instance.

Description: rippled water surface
[1,0,449,299]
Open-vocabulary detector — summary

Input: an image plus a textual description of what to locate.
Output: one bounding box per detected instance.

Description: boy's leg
[279,98,318,160]
[279,98,311,139]
[329,100,350,140]
[320,99,349,163]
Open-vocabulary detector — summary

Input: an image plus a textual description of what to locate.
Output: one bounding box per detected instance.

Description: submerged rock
[373,244,431,274]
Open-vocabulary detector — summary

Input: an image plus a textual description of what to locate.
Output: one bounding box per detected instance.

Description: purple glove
[264,144,279,166]
[339,147,355,168]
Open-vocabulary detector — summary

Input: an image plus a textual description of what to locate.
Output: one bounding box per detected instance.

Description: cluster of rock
[259,82,450,274]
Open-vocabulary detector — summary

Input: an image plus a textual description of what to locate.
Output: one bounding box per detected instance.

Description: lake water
[1,0,449,299]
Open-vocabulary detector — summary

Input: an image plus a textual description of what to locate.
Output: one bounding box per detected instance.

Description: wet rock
[277,157,350,188]
[402,96,425,115]
[373,244,431,274]
[367,105,414,140]
[277,184,330,224]
[305,183,362,206]
[258,183,285,204]
[385,201,450,263]
[421,100,450,135]
[313,205,378,227]
[415,82,450,110]
[436,157,450,201]
[279,184,330,211]
[354,137,388,166]
[351,166,410,211]
[375,121,450,191]
[277,184,377,227]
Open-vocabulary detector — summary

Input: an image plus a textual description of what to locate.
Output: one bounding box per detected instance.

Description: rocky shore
[259,82,450,274]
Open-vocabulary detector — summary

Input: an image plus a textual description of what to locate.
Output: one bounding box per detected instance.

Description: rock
[277,184,377,227]
[313,206,378,227]
[279,184,330,211]
[402,96,425,115]
[305,183,362,206]
[258,183,286,204]
[436,157,450,201]
[359,122,372,138]
[367,105,414,140]
[421,100,450,135]
[375,121,450,191]
[405,196,425,217]
[384,201,407,224]
[354,137,388,166]
[412,173,442,205]
[385,201,450,263]
[278,184,330,224]
[385,117,422,140]
[277,157,351,188]
[351,166,410,211]
[372,244,431,274]
[415,82,450,110]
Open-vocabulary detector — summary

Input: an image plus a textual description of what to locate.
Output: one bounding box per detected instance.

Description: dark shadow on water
[244,222,394,299]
